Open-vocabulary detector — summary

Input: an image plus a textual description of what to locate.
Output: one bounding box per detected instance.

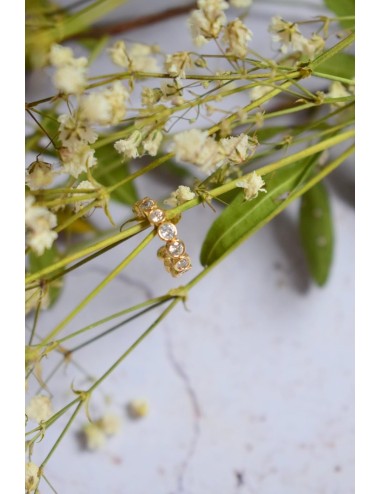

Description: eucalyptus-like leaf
[299,181,334,286]
[317,53,355,80]
[200,157,317,267]
[324,0,354,28]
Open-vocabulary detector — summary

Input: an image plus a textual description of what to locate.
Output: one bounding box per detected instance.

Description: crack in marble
[165,326,202,494]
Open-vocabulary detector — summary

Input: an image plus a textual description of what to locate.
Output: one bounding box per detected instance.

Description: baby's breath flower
[219,133,256,164]
[98,413,122,435]
[172,129,222,173]
[26,395,53,423]
[25,462,40,493]
[26,160,54,190]
[269,16,303,53]
[58,113,98,150]
[82,422,106,450]
[114,130,143,160]
[327,81,351,107]
[141,86,162,107]
[79,81,129,125]
[223,19,252,58]
[73,180,97,213]
[249,84,273,101]
[188,0,228,46]
[143,130,163,156]
[300,33,325,58]
[230,0,252,6]
[49,44,88,95]
[59,144,97,178]
[127,399,149,419]
[236,171,267,200]
[109,41,159,72]
[164,185,196,207]
[161,81,184,105]
[25,196,58,255]
[165,52,193,79]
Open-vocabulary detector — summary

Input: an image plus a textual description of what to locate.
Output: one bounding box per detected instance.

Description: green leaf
[317,53,355,80]
[200,157,317,267]
[93,144,138,205]
[324,0,354,29]
[28,246,63,307]
[299,181,334,286]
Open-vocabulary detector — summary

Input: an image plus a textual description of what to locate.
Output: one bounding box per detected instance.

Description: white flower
[141,86,162,107]
[172,129,222,173]
[161,81,184,105]
[223,19,252,58]
[249,84,273,101]
[82,422,106,450]
[49,44,76,67]
[25,462,40,493]
[219,133,256,164]
[53,64,87,94]
[73,180,97,213]
[114,131,143,160]
[79,81,129,125]
[143,130,163,156]
[25,196,58,255]
[300,34,325,59]
[58,113,98,151]
[26,395,53,423]
[26,160,55,190]
[109,41,159,72]
[269,16,303,53]
[127,399,149,419]
[98,413,121,435]
[165,52,193,79]
[164,185,196,207]
[327,81,351,108]
[230,0,252,6]
[188,0,228,46]
[59,144,97,178]
[236,171,267,200]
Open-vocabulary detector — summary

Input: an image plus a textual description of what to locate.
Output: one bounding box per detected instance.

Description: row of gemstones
[133,197,192,277]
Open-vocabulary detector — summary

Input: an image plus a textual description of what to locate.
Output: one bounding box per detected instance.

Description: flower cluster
[25,196,58,256]
[49,44,88,95]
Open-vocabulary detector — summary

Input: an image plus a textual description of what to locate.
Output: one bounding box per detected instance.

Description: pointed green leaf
[200,157,317,267]
[299,181,334,286]
[93,144,138,205]
[324,0,354,29]
[317,53,355,80]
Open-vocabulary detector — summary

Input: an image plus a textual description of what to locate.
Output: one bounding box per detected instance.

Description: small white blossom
[26,395,53,423]
[79,81,129,125]
[59,144,97,178]
[236,171,267,200]
[165,52,193,79]
[127,399,149,419]
[300,33,325,58]
[164,185,196,207]
[188,0,228,46]
[98,413,122,435]
[73,180,97,213]
[26,160,55,190]
[109,41,159,72]
[223,19,252,58]
[114,131,143,160]
[49,45,88,94]
[161,81,184,106]
[172,129,222,173]
[25,462,40,493]
[25,285,50,314]
[141,86,162,107]
[249,84,273,101]
[49,44,76,67]
[327,81,351,107]
[82,422,106,450]
[58,113,98,151]
[269,16,303,53]
[230,0,252,6]
[219,133,256,164]
[25,196,58,255]
[143,130,163,156]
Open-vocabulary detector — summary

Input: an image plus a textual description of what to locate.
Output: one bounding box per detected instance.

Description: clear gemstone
[174,255,191,272]
[167,240,185,258]
[148,209,165,224]
[140,198,155,211]
[158,222,177,241]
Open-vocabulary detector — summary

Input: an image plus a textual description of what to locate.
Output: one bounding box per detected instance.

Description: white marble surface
[26,1,354,493]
